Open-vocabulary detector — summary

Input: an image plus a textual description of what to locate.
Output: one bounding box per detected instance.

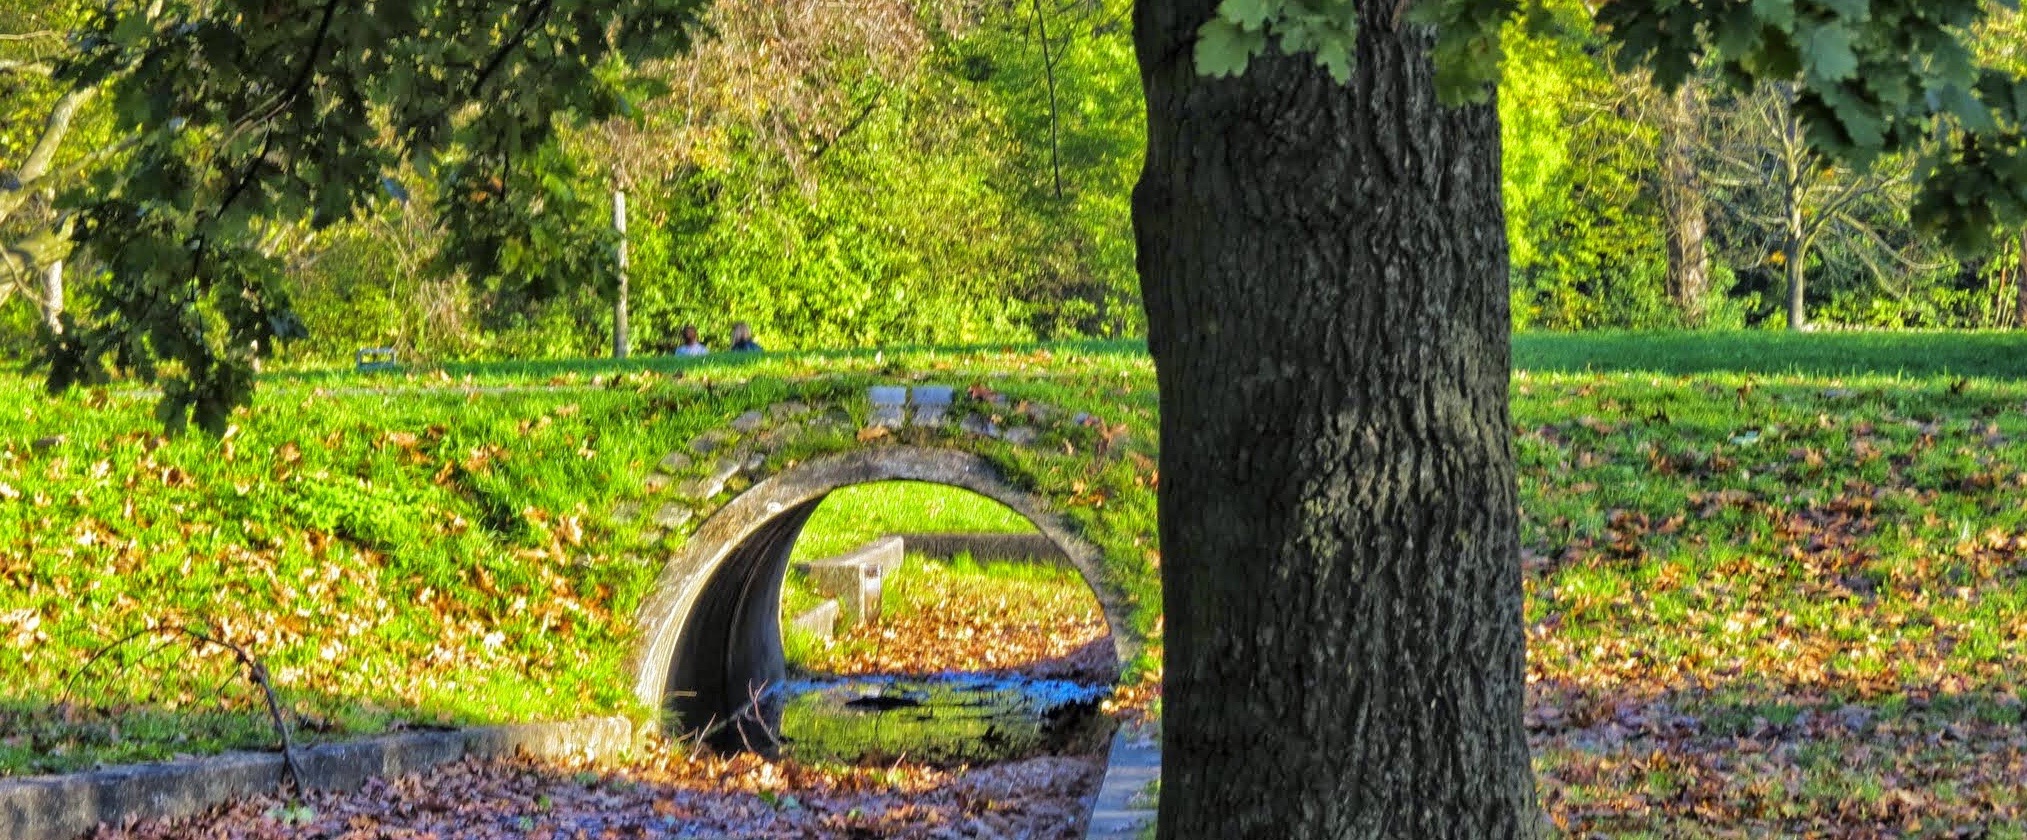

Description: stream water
[770,673,1116,766]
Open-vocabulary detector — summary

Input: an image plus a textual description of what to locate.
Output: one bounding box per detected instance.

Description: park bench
[354,346,397,372]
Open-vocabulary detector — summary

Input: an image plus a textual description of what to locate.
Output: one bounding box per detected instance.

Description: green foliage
[29,0,2027,431]
[1500,6,1675,329]
[1598,0,2027,252]
[1188,0,2025,328]
[87,0,1150,370]
[46,0,709,432]
[1195,0,1359,83]
[964,0,1147,340]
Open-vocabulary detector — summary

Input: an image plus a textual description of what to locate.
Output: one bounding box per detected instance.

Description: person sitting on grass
[674,324,708,357]
[728,321,762,353]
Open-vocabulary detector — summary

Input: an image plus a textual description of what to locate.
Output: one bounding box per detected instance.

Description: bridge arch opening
[629,446,1135,752]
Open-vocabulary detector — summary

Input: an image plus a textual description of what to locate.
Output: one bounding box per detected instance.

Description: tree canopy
[44,0,703,431]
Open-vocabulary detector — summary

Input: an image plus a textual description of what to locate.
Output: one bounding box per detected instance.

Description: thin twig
[679,680,783,756]
[177,626,305,792]
[58,626,162,702]
[62,623,306,792]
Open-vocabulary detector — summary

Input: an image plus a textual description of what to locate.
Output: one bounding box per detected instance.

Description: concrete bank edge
[1083,728,1159,840]
[0,716,638,840]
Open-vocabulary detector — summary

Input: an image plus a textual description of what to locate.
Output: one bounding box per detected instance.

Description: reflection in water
[770,674,1115,766]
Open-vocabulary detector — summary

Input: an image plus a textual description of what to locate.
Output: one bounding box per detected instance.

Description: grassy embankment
[0,343,1158,776]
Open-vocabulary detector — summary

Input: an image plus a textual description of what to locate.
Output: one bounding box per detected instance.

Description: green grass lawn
[1512,359,2027,833]
[11,330,2027,833]
[788,481,1035,563]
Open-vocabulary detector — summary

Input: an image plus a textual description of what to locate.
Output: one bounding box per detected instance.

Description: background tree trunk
[1658,82,1710,325]
[1786,202,1806,331]
[612,188,630,359]
[1133,3,1540,837]
[41,259,63,334]
[2015,229,2027,329]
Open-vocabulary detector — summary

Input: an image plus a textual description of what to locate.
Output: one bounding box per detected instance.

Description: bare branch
[61,622,307,792]
[0,83,98,226]
[0,58,53,75]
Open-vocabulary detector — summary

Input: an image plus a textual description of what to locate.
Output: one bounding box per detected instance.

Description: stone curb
[0,716,637,840]
[1083,728,1159,839]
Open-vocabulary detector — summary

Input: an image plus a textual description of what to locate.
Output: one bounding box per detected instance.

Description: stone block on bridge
[909,385,953,427]
[867,386,908,428]
[677,457,743,501]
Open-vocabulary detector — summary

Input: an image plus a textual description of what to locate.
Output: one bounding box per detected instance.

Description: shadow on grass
[263,338,1154,388]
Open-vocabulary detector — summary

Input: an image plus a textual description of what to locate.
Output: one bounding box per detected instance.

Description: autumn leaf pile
[91,746,1103,839]
[793,557,1118,682]
[1517,371,2027,834]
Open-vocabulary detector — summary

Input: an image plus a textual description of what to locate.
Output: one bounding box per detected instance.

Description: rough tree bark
[1133,2,1541,837]
[1657,82,1710,325]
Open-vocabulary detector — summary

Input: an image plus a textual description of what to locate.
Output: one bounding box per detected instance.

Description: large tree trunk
[1133,3,1540,837]
[1657,82,1710,325]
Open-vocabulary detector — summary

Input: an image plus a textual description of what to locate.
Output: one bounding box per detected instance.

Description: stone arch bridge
[615,385,1158,744]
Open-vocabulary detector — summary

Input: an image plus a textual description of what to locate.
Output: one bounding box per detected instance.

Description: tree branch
[1033,0,1063,199]
[469,0,555,98]
[0,83,98,224]
[805,92,885,167]
[61,623,306,791]
[193,0,347,295]
[0,58,53,75]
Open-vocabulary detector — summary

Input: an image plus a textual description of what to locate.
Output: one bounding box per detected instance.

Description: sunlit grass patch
[789,481,1035,563]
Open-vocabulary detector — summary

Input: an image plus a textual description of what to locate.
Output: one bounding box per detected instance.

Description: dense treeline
[1,0,1142,364]
[3,0,2025,367]
[1502,0,2027,331]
